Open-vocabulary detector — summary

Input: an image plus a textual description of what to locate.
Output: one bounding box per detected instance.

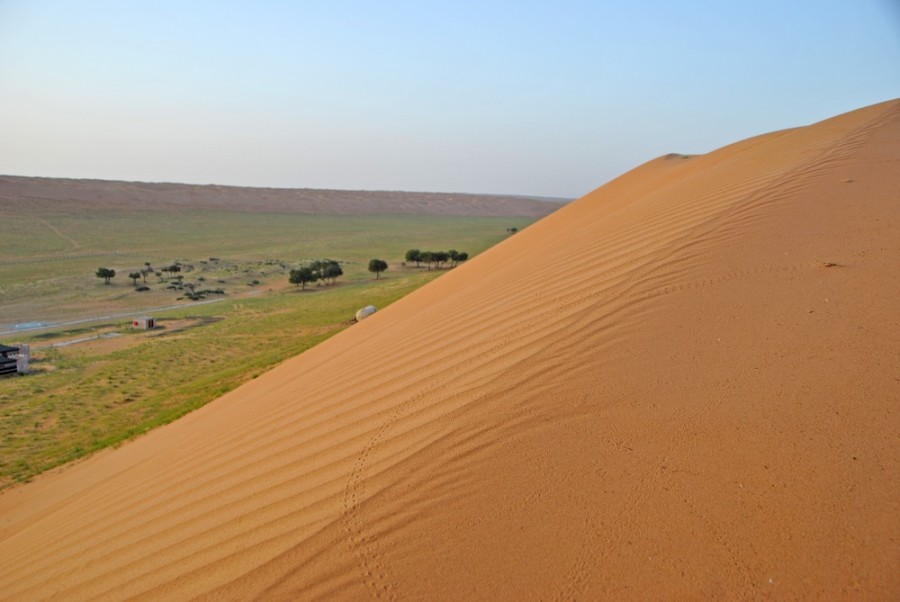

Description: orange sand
[1,100,898,600]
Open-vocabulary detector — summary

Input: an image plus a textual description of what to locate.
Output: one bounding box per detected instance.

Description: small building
[132,316,156,330]
[0,343,29,376]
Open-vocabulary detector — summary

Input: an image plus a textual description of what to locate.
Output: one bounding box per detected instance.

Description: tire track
[37,217,80,252]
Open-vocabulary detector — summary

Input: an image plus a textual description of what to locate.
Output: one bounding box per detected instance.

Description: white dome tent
[355,305,377,321]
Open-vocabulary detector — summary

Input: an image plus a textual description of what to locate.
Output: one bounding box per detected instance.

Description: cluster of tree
[404,249,469,270]
[127,262,155,285]
[289,259,344,290]
[100,262,155,286]
[160,264,182,279]
[97,258,243,302]
[99,262,207,283]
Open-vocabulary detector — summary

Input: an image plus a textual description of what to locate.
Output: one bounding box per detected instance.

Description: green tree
[433,251,449,269]
[368,259,388,279]
[323,261,343,284]
[309,260,324,285]
[289,267,316,290]
[310,259,343,285]
[405,249,422,267]
[449,250,469,266]
[96,267,116,284]
[161,264,181,280]
[419,251,434,270]
[128,271,141,285]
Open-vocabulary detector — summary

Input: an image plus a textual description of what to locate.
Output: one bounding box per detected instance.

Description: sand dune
[1,99,898,600]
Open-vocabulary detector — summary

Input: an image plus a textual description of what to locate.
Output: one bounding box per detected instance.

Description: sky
[1,1,898,198]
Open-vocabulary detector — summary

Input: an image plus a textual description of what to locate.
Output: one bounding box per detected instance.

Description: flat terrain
[0,176,563,216]
[0,211,534,328]
[1,100,899,600]
[0,178,560,329]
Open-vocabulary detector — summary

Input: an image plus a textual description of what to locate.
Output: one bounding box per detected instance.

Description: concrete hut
[132,316,156,330]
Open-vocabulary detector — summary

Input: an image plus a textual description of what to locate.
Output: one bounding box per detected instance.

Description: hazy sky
[1,1,898,198]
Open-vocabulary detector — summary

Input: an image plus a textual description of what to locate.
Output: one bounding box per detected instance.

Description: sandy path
[1,99,898,600]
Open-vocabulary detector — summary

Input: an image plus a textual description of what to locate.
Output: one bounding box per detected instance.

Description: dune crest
[2,100,899,600]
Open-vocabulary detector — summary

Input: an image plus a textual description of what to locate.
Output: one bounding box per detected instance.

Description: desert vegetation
[289,266,316,290]
[404,248,469,270]
[288,259,343,289]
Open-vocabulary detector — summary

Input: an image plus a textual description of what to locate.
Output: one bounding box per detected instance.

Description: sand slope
[1,100,898,600]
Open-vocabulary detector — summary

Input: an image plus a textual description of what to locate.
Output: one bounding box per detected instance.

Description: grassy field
[0,211,539,487]
[0,212,530,326]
